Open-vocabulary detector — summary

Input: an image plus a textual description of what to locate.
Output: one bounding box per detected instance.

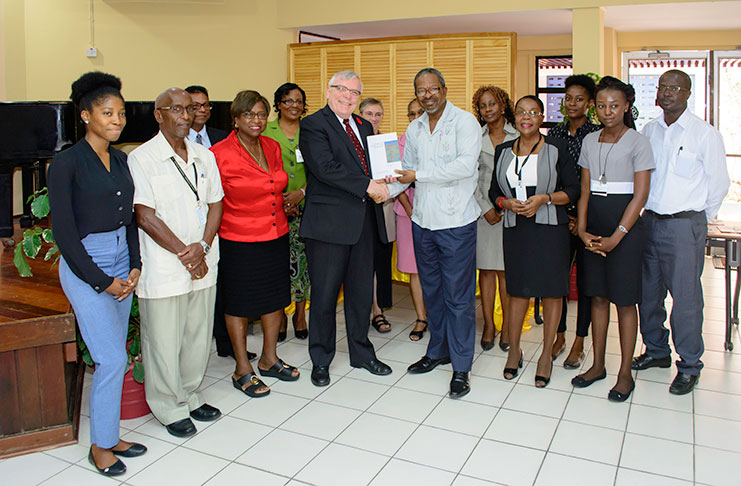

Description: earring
[84,120,89,124]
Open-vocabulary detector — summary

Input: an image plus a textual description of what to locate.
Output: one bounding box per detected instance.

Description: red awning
[628,59,706,69]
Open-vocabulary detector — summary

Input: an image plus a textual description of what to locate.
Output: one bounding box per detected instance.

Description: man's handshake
[367,179,390,203]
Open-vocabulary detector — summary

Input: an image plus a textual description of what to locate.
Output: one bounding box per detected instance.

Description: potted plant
[14,188,150,419]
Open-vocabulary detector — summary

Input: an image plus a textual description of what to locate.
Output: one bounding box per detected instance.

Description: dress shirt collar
[657,107,691,130]
[151,131,199,166]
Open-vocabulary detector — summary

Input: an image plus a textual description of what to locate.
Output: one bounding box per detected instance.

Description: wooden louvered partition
[288,33,516,134]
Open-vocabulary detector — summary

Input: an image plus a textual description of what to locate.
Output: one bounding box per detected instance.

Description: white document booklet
[366,132,402,179]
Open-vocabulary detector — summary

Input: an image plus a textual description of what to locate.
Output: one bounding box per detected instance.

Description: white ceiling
[298,2,741,39]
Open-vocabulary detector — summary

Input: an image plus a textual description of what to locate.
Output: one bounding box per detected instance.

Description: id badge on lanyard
[515,181,527,202]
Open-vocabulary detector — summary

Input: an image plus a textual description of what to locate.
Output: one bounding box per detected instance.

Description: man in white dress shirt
[392,68,482,398]
[128,88,225,436]
[633,70,730,395]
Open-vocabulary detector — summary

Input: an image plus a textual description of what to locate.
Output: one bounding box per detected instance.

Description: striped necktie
[343,119,369,176]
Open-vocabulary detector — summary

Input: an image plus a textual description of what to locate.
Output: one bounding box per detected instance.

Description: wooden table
[707,221,741,351]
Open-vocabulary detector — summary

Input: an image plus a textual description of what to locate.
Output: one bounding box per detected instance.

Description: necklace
[237,132,266,169]
[597,126,627,184]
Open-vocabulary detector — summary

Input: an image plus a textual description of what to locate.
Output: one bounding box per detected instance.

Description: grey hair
[414,68,446,89]
[328,70,363,92]
[359,97,383,112]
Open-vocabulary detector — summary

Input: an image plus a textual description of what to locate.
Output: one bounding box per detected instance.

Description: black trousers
[374,238,394,309]
[213,276,233,356]
[558,233,592,337]
[305,202,378,367]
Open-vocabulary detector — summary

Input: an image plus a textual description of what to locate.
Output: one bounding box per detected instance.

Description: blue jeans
[59,226,132,448]
[413,221,477,372]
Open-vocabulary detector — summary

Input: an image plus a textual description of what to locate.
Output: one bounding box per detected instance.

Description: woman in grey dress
[472,86,518,351]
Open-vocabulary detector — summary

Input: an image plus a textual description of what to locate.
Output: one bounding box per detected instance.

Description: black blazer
[299,104,387,245]
[206,126,229,145]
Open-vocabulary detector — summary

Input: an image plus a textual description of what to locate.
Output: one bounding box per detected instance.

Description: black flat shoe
[190,403,221,422]
[535,362,553,388]
[631,353,671,370]
[352,358,392,376]
[89,448,126,477]
[112,442,147,458]
[407,355,451,374]
[669,372,699,395]
[165,418,197,438]
[259,358,300,381]
[608,380,635,402]
[409,319,428,341]
[571,369,607,388]
[311,365,330,387]
[503,351,524,380]
[449,371,470,398]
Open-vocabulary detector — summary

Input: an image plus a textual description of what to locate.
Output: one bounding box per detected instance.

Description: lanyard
[169,156,199,202]
[514,134,542,182]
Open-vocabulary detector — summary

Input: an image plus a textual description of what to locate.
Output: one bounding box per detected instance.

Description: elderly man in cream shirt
[128,87,224,438]
[389,68,482,398]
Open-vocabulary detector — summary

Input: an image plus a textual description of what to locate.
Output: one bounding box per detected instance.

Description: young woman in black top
[48,72,147,476]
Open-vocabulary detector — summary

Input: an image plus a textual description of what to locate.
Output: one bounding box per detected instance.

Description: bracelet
[299,187,306,196]
[618,224,629,234]
[496,196,505,209]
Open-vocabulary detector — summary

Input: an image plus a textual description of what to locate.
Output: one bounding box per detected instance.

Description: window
[535,56,573,130]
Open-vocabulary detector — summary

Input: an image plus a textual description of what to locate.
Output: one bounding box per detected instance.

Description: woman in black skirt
[211,90,299,397]
[489,96,580,388]
[571,77,654,402]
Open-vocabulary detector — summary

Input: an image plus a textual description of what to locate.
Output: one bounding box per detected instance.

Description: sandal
[503,351,524,380]
[409,319,428,341]
[232,372,270,397]
[535,362,553,388]
[371,314,392,333]
[258,358,300,382]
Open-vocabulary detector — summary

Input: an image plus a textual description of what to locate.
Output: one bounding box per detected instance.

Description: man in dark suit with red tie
[299,70,393,387]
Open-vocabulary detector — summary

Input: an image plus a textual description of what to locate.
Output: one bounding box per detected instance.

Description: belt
[646,209,702,220]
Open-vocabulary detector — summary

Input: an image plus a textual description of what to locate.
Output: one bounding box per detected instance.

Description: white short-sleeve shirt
[128,131,224,299]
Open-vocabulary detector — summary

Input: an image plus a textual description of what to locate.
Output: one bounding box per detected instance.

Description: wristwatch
[199,240,211,254]
[546,193,553,205]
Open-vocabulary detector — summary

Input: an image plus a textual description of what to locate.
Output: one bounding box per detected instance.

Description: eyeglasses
[515,109,543,118]
[656,85,685,93]
[241,111,268,120]
[158,105,196,115]
[280,98,305,107]
[415,87,441,97]
[193,102,213,110]
[330,84,362,97]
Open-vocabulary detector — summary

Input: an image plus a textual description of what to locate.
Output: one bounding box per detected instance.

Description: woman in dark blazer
[489,95,580,388]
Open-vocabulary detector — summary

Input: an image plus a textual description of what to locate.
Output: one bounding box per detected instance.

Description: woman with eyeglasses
[472,85,518,351]
[488,95,580,388]
[572,76,653,402]
[395,99,428,340]
[263,83,310,343]
[211,90,299,397]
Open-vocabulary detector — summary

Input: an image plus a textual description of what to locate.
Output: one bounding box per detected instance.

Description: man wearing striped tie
[185,85,227,148]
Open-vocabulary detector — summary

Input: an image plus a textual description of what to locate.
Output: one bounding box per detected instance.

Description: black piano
[0,100,232,239]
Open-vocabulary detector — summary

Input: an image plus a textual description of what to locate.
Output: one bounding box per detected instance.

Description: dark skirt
[218,234,291,317]
[503,216,571,298]
[582,194,644,306]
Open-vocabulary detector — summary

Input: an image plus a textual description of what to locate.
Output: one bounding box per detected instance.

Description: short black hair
[185,85,209,97]
[272,82,308,117]
[413,68,446,90]
[515,95,545,114]
[662,69,692,90]
[564,75,596,100]
[70,71,123,112]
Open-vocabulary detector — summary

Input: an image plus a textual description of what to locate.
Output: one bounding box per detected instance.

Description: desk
[707,222,741,351]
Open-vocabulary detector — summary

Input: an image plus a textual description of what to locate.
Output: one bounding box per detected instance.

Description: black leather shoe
[571,369,607,388]
[166,418,196,438]
[449,371,470,398]
[89,448,126,476]
[190,403,221,422]
[112,442,147,458]
[217,349,258,361]
[407,355,451,374]
[352,358,392,376]
[669,372,699,395]
[631,353,671,370]
[311,365,330,387]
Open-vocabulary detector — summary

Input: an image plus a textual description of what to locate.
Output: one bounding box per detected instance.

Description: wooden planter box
[0,312,85,458]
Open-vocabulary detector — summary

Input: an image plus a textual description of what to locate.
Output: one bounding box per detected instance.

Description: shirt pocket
[674,150,699,179]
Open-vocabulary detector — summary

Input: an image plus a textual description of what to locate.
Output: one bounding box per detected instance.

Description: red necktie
[343,119,369,176]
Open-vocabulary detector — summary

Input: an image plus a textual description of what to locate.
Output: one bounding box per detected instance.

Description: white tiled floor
[3,257,741,485]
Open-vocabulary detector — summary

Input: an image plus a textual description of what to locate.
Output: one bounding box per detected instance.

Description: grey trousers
[638,211,706,375]
[140,285,216,425]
